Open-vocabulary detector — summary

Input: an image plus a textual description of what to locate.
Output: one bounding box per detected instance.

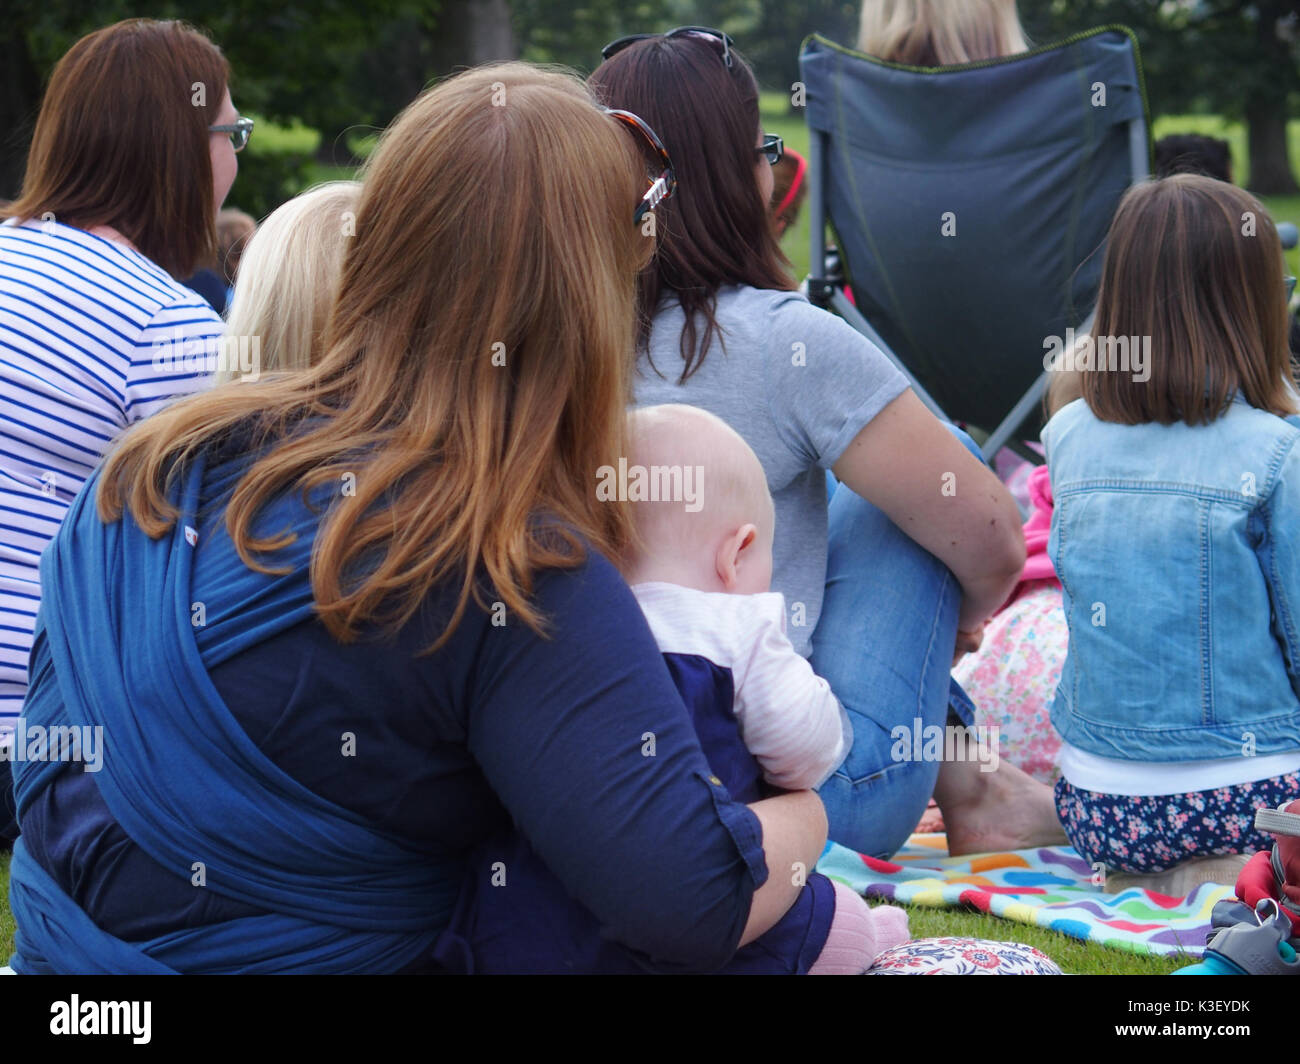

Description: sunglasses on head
[602,26,734,68]
[209,116,254,153]
[604,108,677,227]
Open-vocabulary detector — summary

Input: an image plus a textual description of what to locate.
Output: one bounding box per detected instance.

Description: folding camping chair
[799,27,1150,460]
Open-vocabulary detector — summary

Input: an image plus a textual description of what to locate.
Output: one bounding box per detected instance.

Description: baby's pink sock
[808,881,910,975]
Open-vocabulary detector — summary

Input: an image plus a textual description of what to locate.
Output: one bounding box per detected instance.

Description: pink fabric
[808,882,909,975]
[1020,465,1057,585]
[999,465,1058,615]
[953,579,1066,784]
[774,148,807,218]
[993,446,1038,513]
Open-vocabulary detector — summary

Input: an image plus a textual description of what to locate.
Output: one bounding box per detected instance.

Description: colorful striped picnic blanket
[816,835,1233,958]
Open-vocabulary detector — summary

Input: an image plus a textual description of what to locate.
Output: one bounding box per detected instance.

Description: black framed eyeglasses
[602,26,734,68]
[757,134,784,166]
[604,108,677,227]
[209,116,254,153]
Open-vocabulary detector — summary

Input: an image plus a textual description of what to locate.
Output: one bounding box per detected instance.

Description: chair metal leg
[980,373,1050,460]
[829,289,950,423]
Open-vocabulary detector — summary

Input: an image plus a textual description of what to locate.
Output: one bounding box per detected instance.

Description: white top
[1058,740,1300,796]
[0,218,220,737]
[631,581,852,790]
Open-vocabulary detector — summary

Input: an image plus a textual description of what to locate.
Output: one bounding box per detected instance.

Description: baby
[623,404,854,793]
[438,404,908,973]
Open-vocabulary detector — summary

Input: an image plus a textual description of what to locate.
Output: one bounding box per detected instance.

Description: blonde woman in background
[220,181,360,381]
[858,0,1028,65]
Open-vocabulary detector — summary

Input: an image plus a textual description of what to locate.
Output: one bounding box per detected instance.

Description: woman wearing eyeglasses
[0,19,248,845]
[6,62,827,974]
[591,30,1065,861]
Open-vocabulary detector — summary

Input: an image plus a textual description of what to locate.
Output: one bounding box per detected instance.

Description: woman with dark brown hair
[590,30,1065,861]
[6,61,826,974]
[0,18,244,844]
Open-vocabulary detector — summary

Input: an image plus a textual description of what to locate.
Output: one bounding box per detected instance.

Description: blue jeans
[810,426,981,858]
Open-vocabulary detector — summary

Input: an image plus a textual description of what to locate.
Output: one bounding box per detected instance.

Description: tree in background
[0,1,519,201]
[510,0,1296,196]
[1017,0,1298,194]
[2,2,1293,205]
[509,0,857,90]
[510,0,675,73]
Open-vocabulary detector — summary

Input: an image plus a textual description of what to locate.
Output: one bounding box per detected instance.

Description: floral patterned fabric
[867,937,1061,975]
[1055,772,1300,873]
[952,580,1066,785]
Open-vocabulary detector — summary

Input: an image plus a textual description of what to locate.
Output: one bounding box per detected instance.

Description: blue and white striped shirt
[0,218,221,736]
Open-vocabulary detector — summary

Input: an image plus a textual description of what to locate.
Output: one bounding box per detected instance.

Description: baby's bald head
[621,404,775,594]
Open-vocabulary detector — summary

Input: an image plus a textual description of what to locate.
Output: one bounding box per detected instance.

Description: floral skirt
[952,580,1066,785]
[1054,772,1300,873]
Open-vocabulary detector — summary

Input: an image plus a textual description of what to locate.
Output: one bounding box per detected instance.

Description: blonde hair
[98,63,653,650]
[220,182,360,381]
[858,0,1028,66]
[623,404,773,570]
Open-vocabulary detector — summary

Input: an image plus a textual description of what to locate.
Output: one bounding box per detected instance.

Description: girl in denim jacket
[1045,174,1300,891]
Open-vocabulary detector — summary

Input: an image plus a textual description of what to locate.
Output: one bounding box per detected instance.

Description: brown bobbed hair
[1084,174,1297,426]
[3,19,228,279]
[589,36,796,382]
[98,62,653,649]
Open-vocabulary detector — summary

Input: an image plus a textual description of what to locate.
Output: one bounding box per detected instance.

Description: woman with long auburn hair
[591,31,1065,861]
[0,18,241,846]
[7,62,827,974]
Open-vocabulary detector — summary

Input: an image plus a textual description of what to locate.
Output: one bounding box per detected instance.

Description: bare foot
[914,799,945,835]
[935,757,1067,856]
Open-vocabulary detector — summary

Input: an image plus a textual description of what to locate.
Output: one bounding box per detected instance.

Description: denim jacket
[1043,397,1300,762]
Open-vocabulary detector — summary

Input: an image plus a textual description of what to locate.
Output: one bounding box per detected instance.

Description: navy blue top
[182,267,229,314]
[437,648,836,974]
[19,439,768,973]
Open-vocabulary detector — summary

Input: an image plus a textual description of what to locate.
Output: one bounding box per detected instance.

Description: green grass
[759,93,1300,284]
[886,901,1192,974]
[1,851,11,963]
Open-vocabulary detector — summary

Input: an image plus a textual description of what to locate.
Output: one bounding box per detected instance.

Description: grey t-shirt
[633,285,909,656]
